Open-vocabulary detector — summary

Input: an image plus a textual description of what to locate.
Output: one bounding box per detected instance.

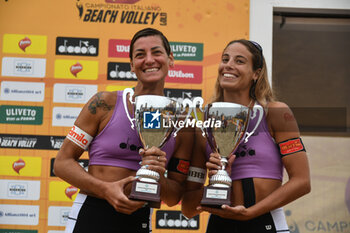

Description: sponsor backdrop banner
[0,0,248,232]
[1,1,349,233]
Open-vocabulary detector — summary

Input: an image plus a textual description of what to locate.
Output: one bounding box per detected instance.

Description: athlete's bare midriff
[231,178,282,206]
[79,165,137,195]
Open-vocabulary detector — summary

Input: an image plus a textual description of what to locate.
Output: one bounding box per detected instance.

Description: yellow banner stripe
[106,85,134,92]
[49,181,79,202]
[3,34,47,55]
[54,59,99,80]
[0,156,41,176]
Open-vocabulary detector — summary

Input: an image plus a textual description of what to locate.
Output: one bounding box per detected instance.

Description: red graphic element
[18,37,31,52]
[12,158,25,174]
[70,62,83,77]
[105,0,140,3]
[278,138,305,156]
[65,186,78,199]
[68,126,90,147]
[109,39,131,58]
[177,160,190,174]
[166,65,202,84]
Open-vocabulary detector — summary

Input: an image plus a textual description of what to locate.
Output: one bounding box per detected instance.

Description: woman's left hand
[197,204,252,221]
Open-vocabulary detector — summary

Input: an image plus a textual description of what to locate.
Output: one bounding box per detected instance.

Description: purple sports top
[89,90,176,171]
[206,104,283,181]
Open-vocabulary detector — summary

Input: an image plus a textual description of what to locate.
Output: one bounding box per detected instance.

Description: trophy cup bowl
[197,101,263,208]
[123,88,177,208]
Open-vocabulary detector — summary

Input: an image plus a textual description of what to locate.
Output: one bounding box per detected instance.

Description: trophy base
[200,186,231,208]
[129,179,161,209]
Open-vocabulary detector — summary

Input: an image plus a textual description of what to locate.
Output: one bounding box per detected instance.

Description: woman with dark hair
[182,39,310,233]
[54,28,194,233]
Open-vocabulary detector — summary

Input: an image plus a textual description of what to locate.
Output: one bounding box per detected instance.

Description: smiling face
[218,42,259,94]
[130,35,174,85]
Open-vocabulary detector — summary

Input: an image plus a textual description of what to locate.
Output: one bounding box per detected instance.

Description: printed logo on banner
[105,0,140,3]
[49,181,79,202]
[1,57,46,78]
[107,62,136,81]
[48,206,71,226]
[0,134,65,150]
[0,180,40,200]
[166,65,202,84]
[2,34,47,54]
[155,210,199,229]
[52,107,82,127]
[0,204,39,225]
[0,105,43,125]
[170,42,203,61]
[0,156,41,177]
[0,230,38,233]
[0,81,45,102]
[50,158,89,177]
[54,59,98,80]
[108,39,130,58]
[76,1,167,25]
[164,88,202,100]
[53,83,97,104]
[56,37,99,56]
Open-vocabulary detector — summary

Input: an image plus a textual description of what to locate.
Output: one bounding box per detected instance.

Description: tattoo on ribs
[88,93,112,114]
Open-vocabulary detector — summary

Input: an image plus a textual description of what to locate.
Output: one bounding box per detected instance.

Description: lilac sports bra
[206,105,283,181]
[89,90,176,171]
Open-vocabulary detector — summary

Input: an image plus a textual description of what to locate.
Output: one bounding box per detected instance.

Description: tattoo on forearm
[284,112,295,122]
[88,93,112,114]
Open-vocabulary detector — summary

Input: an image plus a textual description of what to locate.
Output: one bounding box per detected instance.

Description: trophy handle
[192,97,206,137]
[244,103,263,143]
[173,98,193,137]
[122,88,136,129]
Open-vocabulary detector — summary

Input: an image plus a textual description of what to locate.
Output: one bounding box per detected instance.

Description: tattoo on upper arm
[88,93,112,114]
[284,112,295,122]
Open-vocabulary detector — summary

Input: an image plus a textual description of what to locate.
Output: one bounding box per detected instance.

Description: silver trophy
[193,98,263,207]
[123,88,191,208]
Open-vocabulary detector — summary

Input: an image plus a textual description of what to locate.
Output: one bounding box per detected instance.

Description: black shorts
[65,193,151,233]
[206,178,290,233]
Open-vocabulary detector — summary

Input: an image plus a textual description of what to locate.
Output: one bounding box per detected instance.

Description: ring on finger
[157,156,160,161]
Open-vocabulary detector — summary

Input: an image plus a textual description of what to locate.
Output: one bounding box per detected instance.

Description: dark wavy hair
[129,27,171,60]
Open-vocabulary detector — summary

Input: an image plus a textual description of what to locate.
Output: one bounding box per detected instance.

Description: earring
[249,79,257,100]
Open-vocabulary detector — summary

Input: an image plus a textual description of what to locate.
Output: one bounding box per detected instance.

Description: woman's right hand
[103,176,146,215]
[206,153,236,178]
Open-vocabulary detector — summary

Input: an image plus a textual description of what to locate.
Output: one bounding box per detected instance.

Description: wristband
[187,166,206,184]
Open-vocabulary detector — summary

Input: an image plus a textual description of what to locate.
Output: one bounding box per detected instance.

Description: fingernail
[139,161,142,165]
[139,148,144,154]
